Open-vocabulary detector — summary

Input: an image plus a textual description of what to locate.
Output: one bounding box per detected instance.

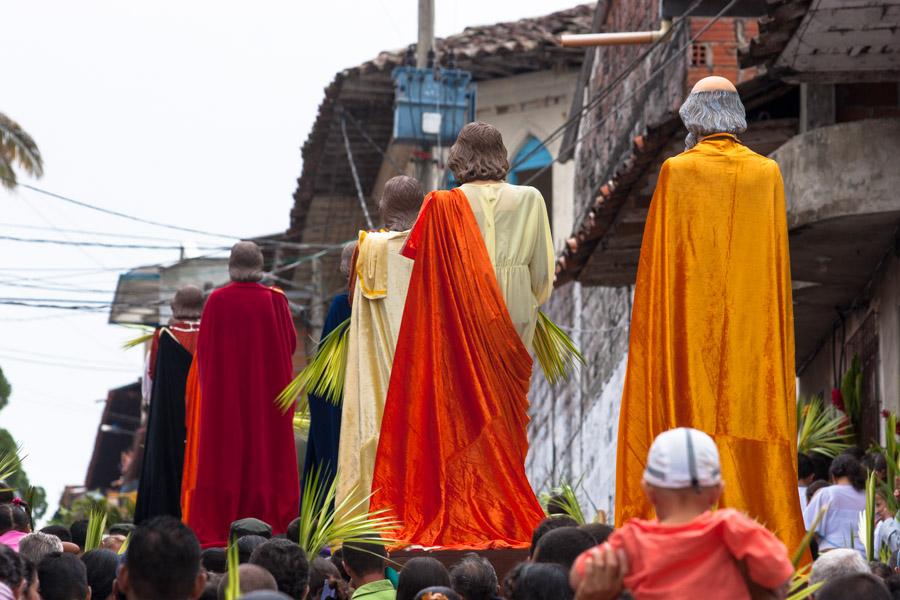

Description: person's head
[798,453,815,485]
[449,553,497,600]
[81,549,118,600]
[285,518,301,546]
[807,479,830,503]
[340,541,387,586]
[38,552,90,600]
[41,525,73,543]
[876,490,895,522]
[238,535,268,564]
[229,241,265,283]
[817,572,891,600]
[230,518,272,541]
[216,564,277,600]
[641,427,723,519]
[885,573,900,600]
[118,516,205,600]
[99,534,126,554]
[578,523,613,545]
[679,76,746,150]
[0,545,24,596]
[308,557,342,600]
[200,572,223,600]
[864,452,889,481]
[0,502,30,534]
[533,527,596,571]
[21,557,39,600]
[0,485,12,506]
[414,587,461,600]
[201,548,227,574]
[503,562,572,600]
[543,494,569,517]
[19,532,64,566]
[171,285,204,320]
[831,453,867,490]
[397,557,451,600]
[810,548,870,588]
[448,122,509,184]
[70,520,89,551]
[380,175,424,232]
[249,538,309,600]
[329,547,350,583]
[339,241,357,282]
[529,516,578,558]
[872,561,894,579]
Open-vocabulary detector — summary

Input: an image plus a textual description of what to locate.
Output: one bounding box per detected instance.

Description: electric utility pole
[416,0,436,192]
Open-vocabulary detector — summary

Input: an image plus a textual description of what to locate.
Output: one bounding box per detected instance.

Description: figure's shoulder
[269,285,286,296]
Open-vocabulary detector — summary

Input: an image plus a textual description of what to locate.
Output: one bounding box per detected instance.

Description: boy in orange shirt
[571,428,793,600]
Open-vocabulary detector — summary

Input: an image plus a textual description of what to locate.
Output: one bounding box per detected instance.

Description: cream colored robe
[336,230,413,512]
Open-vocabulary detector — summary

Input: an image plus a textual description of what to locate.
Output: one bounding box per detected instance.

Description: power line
[0,222,206,243]
[0,353,135,373]
[0,234,226,251]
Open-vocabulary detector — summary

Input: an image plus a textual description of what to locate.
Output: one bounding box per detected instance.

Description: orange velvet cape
[616,135,805,553]
[369,188,545,549]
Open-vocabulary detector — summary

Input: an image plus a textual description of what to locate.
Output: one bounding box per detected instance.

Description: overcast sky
[0,0,583,522]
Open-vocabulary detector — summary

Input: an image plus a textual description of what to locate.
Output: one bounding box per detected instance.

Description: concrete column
[800,83,836,133]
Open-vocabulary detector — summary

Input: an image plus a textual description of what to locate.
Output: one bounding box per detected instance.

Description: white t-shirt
[799,485,808,512]
[803,483,866,552]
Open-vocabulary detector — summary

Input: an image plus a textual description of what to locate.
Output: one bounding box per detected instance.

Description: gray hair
[809,549,869,588]
[229,241,264,283]
[19,532,64,565]
[340,240,357,280]
[679,90,747,150]
[449,553,498,600]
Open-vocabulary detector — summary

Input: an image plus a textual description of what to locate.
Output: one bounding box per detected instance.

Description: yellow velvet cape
[616,135,805,553]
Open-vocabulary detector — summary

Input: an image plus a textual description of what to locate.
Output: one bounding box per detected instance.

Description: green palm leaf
[84,507,107,552]
[793,505,826,568]
[0,113,43,189]
[225,537,240,600]
[539,478,587,525]
[859,470,877,561]
[797,395,853,458]
[276,317,351,412]
[533,312,585,385]
[118,532,131,556]
[122,331,155,350]
[0,444,23,484]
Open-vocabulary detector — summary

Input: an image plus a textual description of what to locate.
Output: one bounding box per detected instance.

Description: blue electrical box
[391,66,476,146]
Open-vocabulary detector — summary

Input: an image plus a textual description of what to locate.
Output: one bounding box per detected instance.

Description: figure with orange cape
[370,122,554,549]
[615,76,805,552]
[182,241,299,547]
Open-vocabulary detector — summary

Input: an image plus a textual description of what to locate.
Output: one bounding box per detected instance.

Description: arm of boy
[571,543,628,600]
[722,510,794,592]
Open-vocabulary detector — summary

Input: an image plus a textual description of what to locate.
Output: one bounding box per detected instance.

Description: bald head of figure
[679,75,746,149]
[171,285,204,320]
[229,241,264,283]
[217,564,277,600]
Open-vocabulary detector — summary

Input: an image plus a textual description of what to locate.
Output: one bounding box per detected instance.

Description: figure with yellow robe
[336,175,424,512]
[615,76,805,552]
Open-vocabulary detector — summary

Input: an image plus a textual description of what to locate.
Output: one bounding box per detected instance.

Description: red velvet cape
[183,282,298,547]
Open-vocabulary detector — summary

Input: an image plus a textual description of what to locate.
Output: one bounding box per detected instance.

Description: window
[691,43,710,67]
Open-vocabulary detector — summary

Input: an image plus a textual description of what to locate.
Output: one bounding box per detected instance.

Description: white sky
[0,0,583,522]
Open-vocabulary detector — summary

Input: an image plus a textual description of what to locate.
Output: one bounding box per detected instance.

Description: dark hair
[70,520,89,550]
[529,516,578,558]
[22,557,38,599]
[0,544,23,589]
[202,548,227,574]
[397,557,451,600]
[448,122,509,184]
[126,516,201,600]
[449,553,497,600]
[545,493,569,517]
[109,522,135,537]
[249,538,310,600]
[330,547,351,582]
[238,535,268,564]
[798,453,815,480]
[202,572,224,600]
[381,175,425,230]
[831,453,867,491]
[309,556,341,599]
[872,561,893,579]
[503,562,573,600]
[41,525,73,543]
[38,552,89,600]
[807,479,830,503]
[579,523,613,545]
[0,483,13,505]
[864,452,889,477]
[286,518,301,545]
[817,573,891,600]
[230,518,272,540]
[341,541,387,577]
[534,526,597,570]
[0,502,29,534]
[884,573,900,599]
[81,549,118,600]
[415,586,462,600]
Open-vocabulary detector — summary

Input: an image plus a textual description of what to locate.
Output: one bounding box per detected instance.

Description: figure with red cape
[134,285,203,524]
[182,241,299,547]
[370,122,555,549]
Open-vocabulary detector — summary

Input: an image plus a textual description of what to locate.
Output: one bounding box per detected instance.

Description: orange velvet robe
[369,189,545,549]
[616,135,805,553]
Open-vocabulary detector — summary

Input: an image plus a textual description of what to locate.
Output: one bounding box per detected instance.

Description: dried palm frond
[859,470,877,561]
[797,396,852,458]
[0,444,22,484]
[533,312,585,385]
[0,113,43,189]
[84,508,108,552]
[225,537,240,600]
[539,479,586,525]
[276,317,350,413]
[296,464,401,558]
[121,331,155,350]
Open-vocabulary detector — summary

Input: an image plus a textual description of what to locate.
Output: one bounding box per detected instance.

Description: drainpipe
[560,19,672,47]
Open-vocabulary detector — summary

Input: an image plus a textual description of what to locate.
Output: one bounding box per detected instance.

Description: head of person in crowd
[397,557,451,600]
[380,175,424,232]
[449,553,497,600]
[171,285,204,322]
[230,518,272,541]
[830,453,867,490]
[0,485,12,506]
[329,547,351,583]
[201,548,227,574]
[533,526,596,571]
[41,525,73,543]
[108,523,135,538]
[99,534,126,554]
[678,76,747,150]
[0,545,24,598]
[238,535,269,564]
[117,516,206,600]
[229,241,265,283]
[503,562,573,600]
[544,494,569,517]
[0,502,30,535]
[809,548,870,588]
[448,122,509,184]
[308,557,345,600]
[798,453,815,486]
[806,479,830,504]
[241,592,293,600]
[70,520,89,551]
[341,541,388,589]
[21,557,39,600]
[19,532,64,566]
[216,564,277,600]
[876,490,895,523]
[415,586,461,600]
[82,549,118,600]
[817,572,891,600]
[528,516,578,559]
[249,538,309,600]
[285,518,301,546]
[38,552,90,600]
[872,561,894,579]
[578,523,613,546]
[864,452,889,481]
[200,572,223,600]
[885,574,900,600]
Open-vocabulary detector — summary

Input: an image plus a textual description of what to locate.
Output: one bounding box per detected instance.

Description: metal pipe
[560,19,672,47]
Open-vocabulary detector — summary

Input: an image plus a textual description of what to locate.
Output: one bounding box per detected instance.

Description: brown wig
[448,122,509,184]
[380,175,424,231]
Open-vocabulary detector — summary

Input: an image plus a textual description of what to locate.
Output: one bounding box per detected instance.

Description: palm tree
[0,112,43,188]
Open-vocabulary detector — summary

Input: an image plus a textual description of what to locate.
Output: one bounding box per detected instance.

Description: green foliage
[0,365,48,519]
[793,506,826,568]
[52,492,134,528]
[84,507,108,552]
[225,537,240,600]
[121,331,155,350]
[860,470,877,561]
[0,366,10,413]
[118,532,131,556]
[539,479,587,525]
[787,564,823,600]
[0,112,43,189]
[796,396,853,458]
[840,355,863,436]
[533,312,586,385]
[276,317,351,413]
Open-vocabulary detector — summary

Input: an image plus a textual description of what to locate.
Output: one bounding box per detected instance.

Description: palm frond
[0,444,23,484]
[533,312,585,385]
[225,537,240,600]
[859,470,877,561]
[276,317,351,413]
[793,505,826,568]
[118,532,131,556]
[293,411,311,435]
[539,478,587,525]
[0,113,43,188]
[797,395,853,458]
[121,331,155,350]
[84,507,108,552]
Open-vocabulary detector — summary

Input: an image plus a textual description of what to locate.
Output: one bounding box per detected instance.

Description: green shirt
[352,579,396,600]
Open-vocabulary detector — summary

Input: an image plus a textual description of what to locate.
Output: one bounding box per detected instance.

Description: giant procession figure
[615,76,805,552]
[369,122,555,549]
[181,241,299,547]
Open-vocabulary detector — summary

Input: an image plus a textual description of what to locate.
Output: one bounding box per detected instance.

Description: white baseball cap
[643,427,722,490]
